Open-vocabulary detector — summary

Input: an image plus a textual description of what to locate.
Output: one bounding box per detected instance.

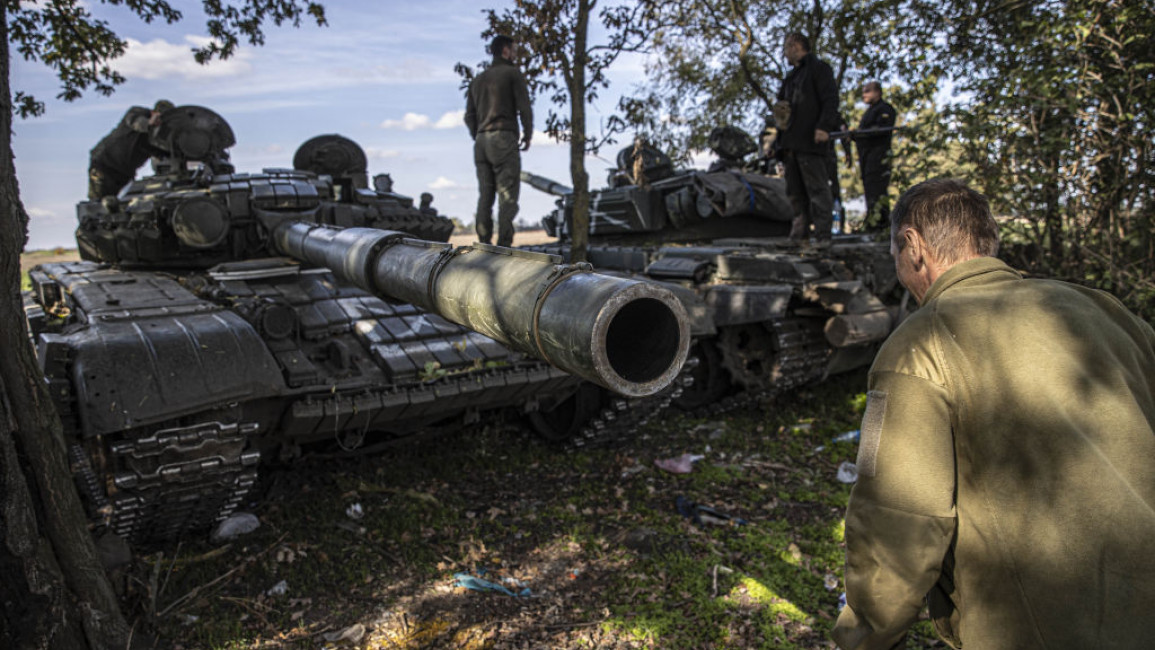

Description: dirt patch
[448,229,556,248]
[21,248,81,275]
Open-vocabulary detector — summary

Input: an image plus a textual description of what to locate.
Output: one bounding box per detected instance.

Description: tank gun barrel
[521,171,573,196]
[269,221,690,397]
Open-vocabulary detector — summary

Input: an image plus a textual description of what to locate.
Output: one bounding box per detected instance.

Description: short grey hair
[890,179,1000,264]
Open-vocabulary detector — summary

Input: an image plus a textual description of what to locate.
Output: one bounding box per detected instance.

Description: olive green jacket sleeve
[832,369,957,650]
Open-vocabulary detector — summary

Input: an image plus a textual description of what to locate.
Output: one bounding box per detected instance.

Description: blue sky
[11,0,650,250]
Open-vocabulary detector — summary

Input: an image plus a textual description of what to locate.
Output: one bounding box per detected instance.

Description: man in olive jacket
[832,179,1155,649]
[464,34,533,248]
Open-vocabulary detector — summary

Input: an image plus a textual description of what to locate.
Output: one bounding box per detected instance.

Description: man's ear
[902,228,923,267]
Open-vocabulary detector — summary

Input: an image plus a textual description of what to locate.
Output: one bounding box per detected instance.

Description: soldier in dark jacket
[853,82,896,230]
[464,35,533,248]
[88,99,173,200]
[776,32,839,248]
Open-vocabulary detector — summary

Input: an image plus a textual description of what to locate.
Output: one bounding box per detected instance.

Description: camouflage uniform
[89,105,166,200]
[464,56,533,247]
[833,257,1155,649]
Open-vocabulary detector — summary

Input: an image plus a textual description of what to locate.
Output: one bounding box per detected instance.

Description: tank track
[564,359,694,449]
[690,316,832,418]
[94,422,261,545]
[557,317,831,449]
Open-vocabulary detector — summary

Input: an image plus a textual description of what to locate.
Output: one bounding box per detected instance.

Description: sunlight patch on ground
[736,576,809,622]
[777,545,803,567]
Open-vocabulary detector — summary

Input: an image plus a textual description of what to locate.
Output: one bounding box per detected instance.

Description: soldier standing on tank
[464,35,533,248]
[776,32,839,249]
[853,81,896,231]
[88,99,174,200]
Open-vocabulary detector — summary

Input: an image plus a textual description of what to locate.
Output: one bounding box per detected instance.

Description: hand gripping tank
[22,106,690,546]
[522,127,907,412]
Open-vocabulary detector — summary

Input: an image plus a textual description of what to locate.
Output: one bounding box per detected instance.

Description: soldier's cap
[153,99,175,113]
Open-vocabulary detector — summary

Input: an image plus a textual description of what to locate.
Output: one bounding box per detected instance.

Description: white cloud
[332,59,449,83]
[364,147,401,159]
[112,37,253,80]
[687,149,713,170]
[526,130,568,147]
[434,110,465,129]
[429,176,459,190]
[382,111,465,131]
[381,112,432,130]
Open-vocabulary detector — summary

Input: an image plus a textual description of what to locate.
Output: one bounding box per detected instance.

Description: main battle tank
[522,127,906,412]
[22,106,690,546]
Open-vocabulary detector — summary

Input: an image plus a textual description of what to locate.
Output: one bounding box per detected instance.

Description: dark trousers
[783,150,834,241]
[474,130,521,247]
[859,147,891,231]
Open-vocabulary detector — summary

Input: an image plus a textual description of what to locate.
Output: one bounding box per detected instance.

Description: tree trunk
[568,0,591,263]
[0,8,131,648]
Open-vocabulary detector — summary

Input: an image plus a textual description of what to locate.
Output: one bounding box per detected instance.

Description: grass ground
[128,370,945,649]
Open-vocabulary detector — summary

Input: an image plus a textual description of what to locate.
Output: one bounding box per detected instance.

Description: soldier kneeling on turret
[88,99,174,200]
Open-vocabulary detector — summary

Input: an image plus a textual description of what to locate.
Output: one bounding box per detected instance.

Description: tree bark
[0,7,131,648]
[568,0,591,263]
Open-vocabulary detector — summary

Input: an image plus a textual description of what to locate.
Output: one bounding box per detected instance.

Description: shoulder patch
[857,390,886,477]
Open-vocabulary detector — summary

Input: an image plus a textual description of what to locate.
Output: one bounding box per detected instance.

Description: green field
[20,248,80,291]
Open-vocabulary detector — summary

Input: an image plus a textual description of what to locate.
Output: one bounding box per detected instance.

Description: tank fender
[67,310,284,436]
[704,285,793,327]
[803,280,888,314]
[643,280,717,337]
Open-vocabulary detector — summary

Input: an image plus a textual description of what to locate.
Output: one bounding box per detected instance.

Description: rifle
[827,126,907,141]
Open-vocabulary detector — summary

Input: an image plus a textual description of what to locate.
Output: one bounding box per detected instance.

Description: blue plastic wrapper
[815,429,861,452]
[453,572,532,597]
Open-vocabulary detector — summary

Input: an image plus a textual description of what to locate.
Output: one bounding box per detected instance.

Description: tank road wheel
[528,383,604,442]
[673,340,732,411]
[717,318,832,400]
[717,323,780,393]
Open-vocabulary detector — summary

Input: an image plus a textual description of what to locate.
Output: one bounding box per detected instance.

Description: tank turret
[527,129,794,243]
[75,106,454,269]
